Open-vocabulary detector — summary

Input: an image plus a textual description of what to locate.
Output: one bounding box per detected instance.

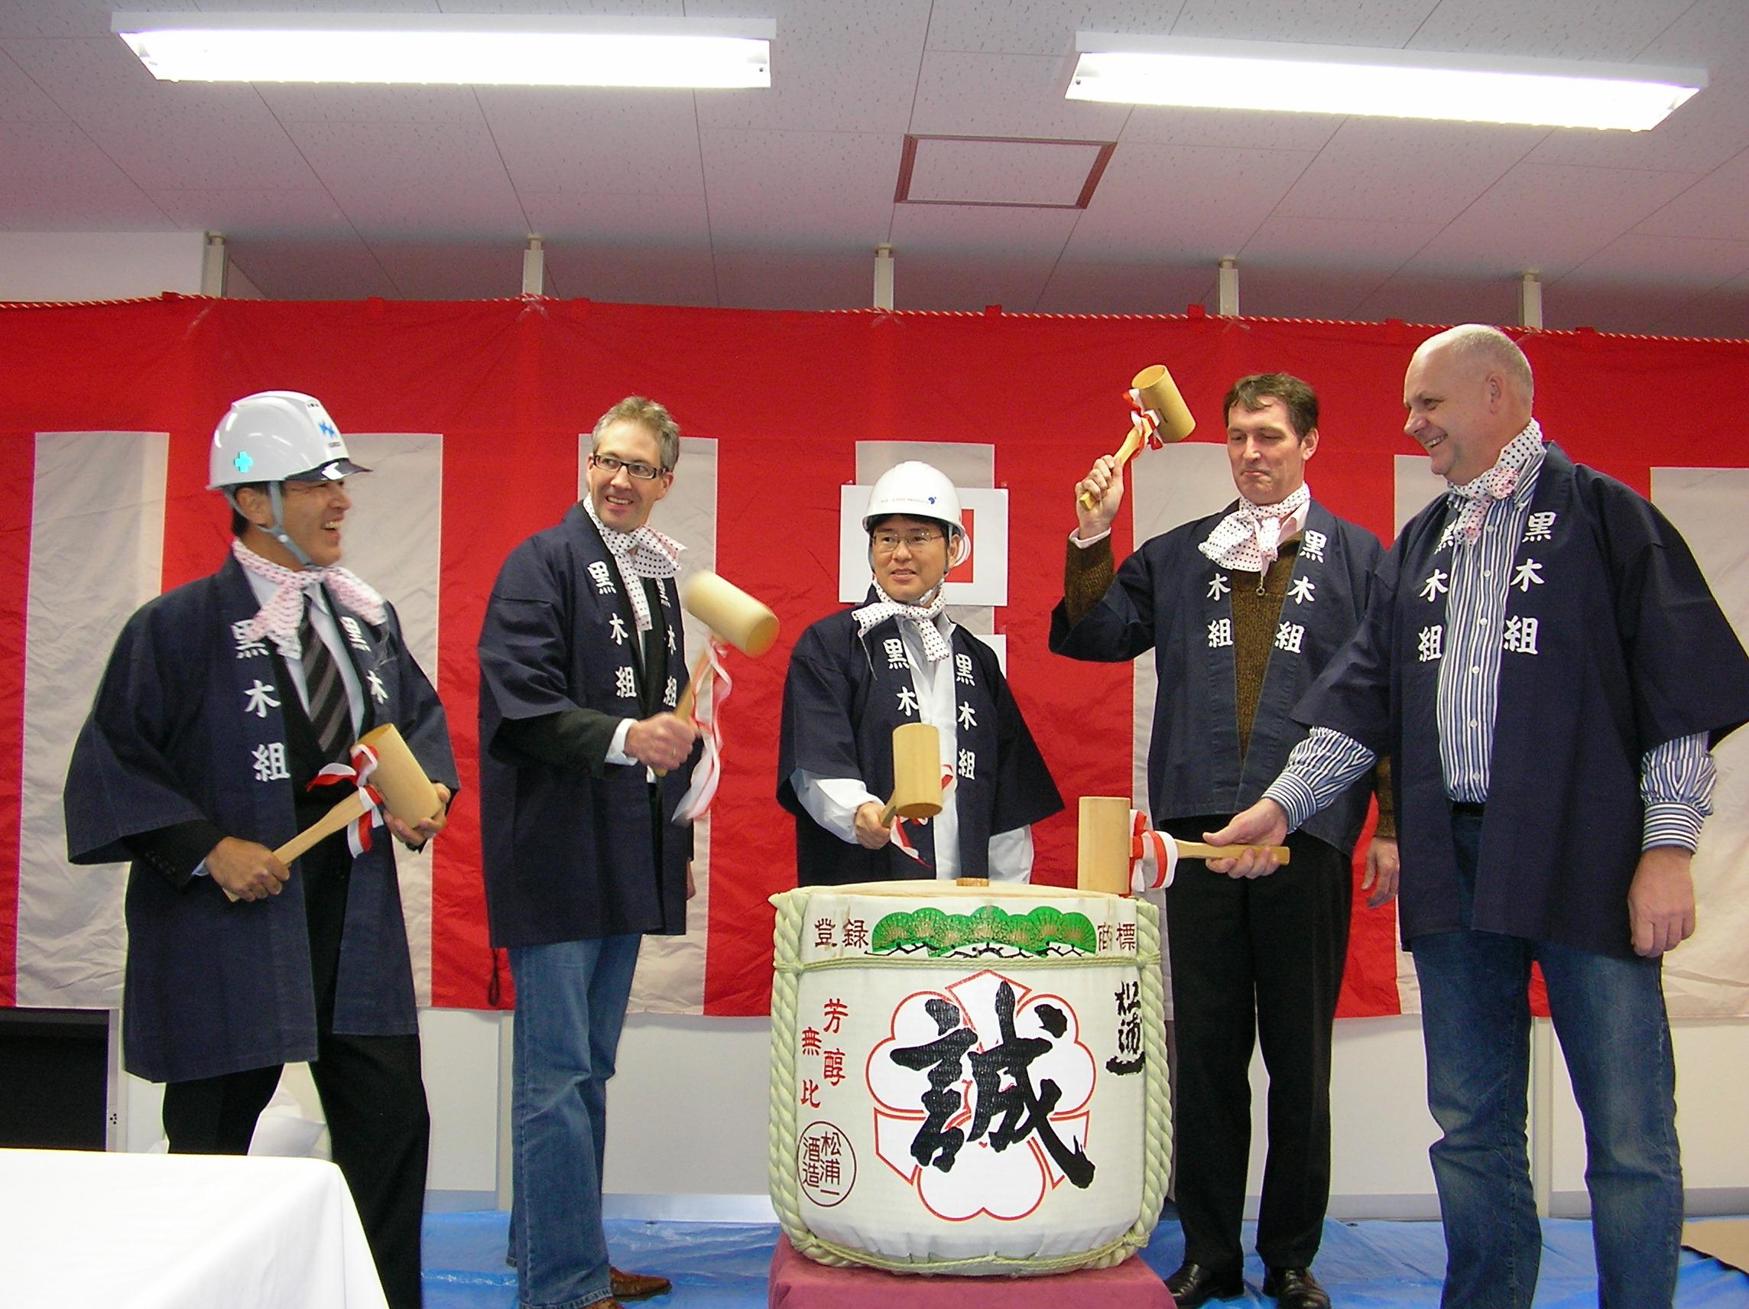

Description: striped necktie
[300,596,352,761]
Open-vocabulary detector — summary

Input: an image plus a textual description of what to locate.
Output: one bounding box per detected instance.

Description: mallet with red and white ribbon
[218,723,443,902]
[1077,796,1290,896]
[667,570,780,821]
[1076,363,1198,513]
[881,721,952,869]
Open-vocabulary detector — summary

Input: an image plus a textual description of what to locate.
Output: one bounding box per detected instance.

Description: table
[0,1148,388,1309]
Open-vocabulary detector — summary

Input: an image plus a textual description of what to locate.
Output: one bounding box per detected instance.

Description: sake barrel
[768,881,1169,1276]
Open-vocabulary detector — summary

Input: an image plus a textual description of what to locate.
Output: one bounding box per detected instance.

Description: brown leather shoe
[610,1267,672,1301]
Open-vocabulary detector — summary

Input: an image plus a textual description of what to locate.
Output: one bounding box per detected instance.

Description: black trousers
[161,838,430,1309]
[1162,820,1351,1272]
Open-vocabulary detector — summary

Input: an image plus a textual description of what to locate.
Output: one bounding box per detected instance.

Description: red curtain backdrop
[2,296,1744,1018]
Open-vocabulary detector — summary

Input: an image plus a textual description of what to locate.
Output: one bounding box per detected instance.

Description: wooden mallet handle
[1078,363,1197,512]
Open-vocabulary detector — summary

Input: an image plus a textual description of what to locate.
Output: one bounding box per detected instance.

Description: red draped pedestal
[767,1235,1175,1308]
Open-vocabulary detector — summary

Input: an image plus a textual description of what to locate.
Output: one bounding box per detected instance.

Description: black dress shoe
[1262,1265,1331,1308]
[1165,1260,1244,1307]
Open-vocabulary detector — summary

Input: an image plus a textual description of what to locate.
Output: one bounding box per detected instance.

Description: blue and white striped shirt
[1267,442,1715,850]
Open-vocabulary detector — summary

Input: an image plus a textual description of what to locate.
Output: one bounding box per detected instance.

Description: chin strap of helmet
[226,484,314,569]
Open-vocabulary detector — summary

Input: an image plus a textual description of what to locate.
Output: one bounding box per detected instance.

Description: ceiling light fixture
[112,11,774,88]
[1066,32,1703,131]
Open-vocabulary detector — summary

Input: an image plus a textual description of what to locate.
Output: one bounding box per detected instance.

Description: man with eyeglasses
[64,390,457,1309]
[778,460,1061,885]
[1051,374,1390,1309]
[478,396,700,1309]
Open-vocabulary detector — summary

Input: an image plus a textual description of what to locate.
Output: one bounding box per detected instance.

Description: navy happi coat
[778,602,1062,884]
[1051,500,1382,856]
[478,504,694,948]
[1299,444,1749,957]
[64,555,456,1083]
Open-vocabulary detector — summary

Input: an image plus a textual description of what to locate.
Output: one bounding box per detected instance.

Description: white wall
[0,232,207,301]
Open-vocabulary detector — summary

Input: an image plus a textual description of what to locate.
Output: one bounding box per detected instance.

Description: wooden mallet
[1076,794,1289,895]
[673,570,780,721]
[1078,363,1197,511]
[879,722,943,825]
[222,724,442,901]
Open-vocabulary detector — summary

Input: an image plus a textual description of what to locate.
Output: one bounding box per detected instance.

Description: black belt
[1452,801,1486,817]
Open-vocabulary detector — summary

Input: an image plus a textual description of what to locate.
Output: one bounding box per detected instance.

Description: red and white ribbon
[305,740,385,857]
[1129,810,1177,893]
[1127,387,1166,452]
[890,765,956,869]
[674,637,732,824]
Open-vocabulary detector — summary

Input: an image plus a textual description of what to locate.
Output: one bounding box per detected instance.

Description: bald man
[1210,325,1749,1308]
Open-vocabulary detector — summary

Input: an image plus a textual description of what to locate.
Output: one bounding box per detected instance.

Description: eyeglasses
[590,452,665,481]
[872,529,944,554]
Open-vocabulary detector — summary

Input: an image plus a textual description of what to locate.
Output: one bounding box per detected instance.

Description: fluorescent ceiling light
[1067,33,1703,131]
[112,11,773,88]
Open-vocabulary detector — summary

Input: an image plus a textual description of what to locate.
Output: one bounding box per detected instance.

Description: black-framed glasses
[591,452,665,481]
[872,529,944,554]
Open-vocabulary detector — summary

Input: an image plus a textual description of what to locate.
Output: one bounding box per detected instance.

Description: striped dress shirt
[1267,441,1715,850]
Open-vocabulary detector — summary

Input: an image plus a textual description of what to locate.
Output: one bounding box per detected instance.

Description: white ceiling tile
[1119,104,1339,151]
[145,187,351,233]
[286,120,527,235]
[1405,0,1696,61]
[689,0,932,134]
[542,242,718,306]
[891,251,1056,311]
[1562,232,1749,286]
[0,118,170,227]
[225,236,399,300]
[1228,264,1381,320]
[1525,79,1749,175]
[1542,280,1728,335]
[1274,118,1543,222]
[0,0,1746,332]
[1170,0,1433,46]
[256,84,488,125]
[1353,271,1525,329]
[371,240,528,299]
[910,51,1130,138]
[484,89,705,197]
[1033,257,1213,314]
[0,47,70,120]
[1066,142,1314,256]
[0,0,123,40]
[712,247,874,310]
[519,190,709,244]
[1403,161,1700,280]
[1632,153,1749,243]
[1241,214,1443,269]
[890,201,1080,256]
[701,130,897,242]
[923,1,1188,56]
[907,137,1103,205]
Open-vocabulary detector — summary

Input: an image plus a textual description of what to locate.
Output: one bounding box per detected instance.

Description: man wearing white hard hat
[65,390,458,1309]
[779,460,1061,883]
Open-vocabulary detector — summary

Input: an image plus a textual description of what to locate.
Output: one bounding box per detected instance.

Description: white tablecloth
[0,1148,388,1309]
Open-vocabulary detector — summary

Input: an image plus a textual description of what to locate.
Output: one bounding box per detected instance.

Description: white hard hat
[862,461,964,534]
[862,460,971,570]
[208,390,369,489]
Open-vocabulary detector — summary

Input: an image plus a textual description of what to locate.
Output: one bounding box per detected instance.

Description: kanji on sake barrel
[768,881,1169,1276]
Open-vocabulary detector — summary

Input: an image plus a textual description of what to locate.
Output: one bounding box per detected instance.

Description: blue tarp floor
[423,1207,1749,1307]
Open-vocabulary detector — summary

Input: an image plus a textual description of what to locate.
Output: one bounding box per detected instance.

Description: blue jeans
[1410,810,1681,1309]
[508,935,643,1309]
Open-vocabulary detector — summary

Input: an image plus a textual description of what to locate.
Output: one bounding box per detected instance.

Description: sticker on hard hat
[233,451,255,474]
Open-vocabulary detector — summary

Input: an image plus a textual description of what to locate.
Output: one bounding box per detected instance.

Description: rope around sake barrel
[768,887,1171,1277]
